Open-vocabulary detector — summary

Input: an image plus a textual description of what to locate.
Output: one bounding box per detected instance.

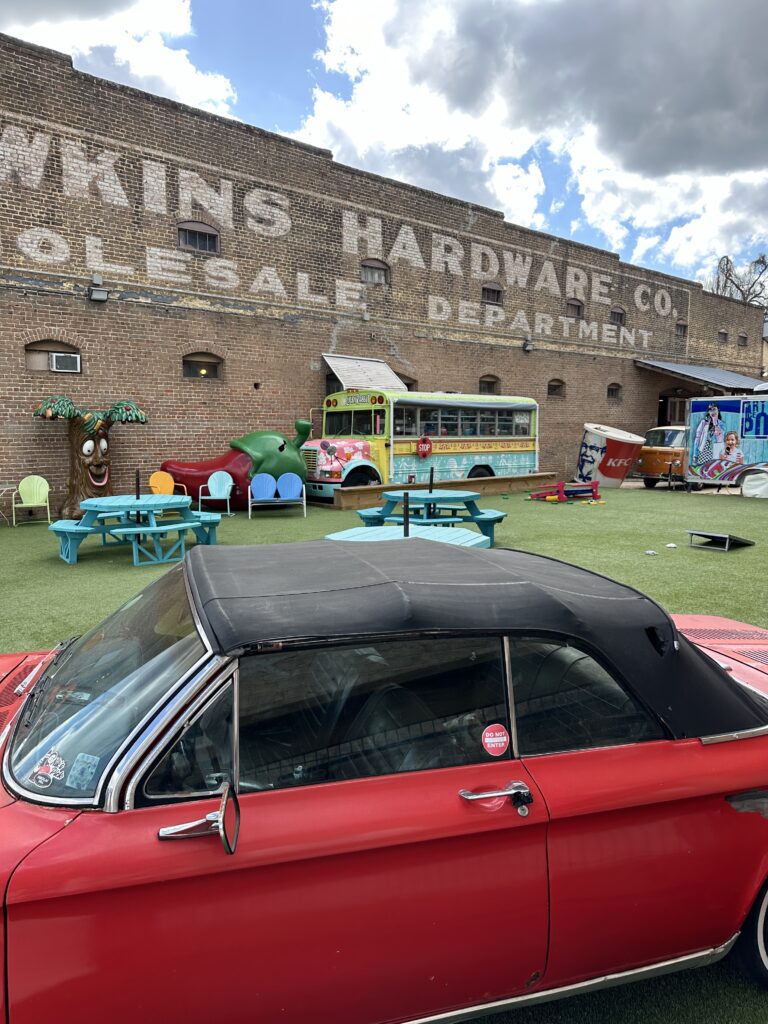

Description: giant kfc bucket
[575,423,645,488]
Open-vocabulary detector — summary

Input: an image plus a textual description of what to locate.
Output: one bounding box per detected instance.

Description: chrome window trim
[502,636,519,759]
[232,664,240,793]
[133,669,236,805]
[403,934,738,1024]
[700,724,768,746]
[104,654,231,812]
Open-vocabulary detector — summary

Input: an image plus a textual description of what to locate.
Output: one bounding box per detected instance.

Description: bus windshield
[325,409,386,436]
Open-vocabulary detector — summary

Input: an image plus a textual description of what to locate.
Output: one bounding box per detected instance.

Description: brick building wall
[1,33,764,509]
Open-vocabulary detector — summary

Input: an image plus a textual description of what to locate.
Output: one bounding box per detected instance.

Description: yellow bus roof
[329,390,538,410]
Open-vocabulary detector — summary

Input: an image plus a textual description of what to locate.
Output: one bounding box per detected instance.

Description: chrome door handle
[459,781,534,816]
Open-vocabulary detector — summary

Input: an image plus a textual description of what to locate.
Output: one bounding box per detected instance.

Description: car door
[507,633,768,989]
[6,635,550,1024]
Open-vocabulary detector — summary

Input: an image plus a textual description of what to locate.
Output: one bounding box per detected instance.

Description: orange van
[633,426,688,488]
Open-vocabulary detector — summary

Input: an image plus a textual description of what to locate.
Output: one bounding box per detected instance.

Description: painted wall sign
[0,116,692,353]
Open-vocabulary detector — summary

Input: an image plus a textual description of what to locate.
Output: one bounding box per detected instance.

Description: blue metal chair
[248,473,278,519]
[277,472,307,517]
[199,470,234,516]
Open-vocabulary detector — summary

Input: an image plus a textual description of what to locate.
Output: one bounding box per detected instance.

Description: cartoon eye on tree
[34,396,148,518]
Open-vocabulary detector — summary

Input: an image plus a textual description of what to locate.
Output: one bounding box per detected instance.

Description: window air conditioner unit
[49,351,81,373]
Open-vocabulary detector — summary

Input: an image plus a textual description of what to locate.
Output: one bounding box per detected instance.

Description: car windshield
[644,428,685,447]
[8,566,206,802]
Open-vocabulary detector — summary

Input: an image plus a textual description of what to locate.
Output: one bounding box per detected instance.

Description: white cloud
[2,0,236,116]
[297,0,768,275]
[631,235,661,265]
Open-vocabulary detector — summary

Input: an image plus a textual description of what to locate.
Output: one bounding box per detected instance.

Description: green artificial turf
[1,485,767,1022]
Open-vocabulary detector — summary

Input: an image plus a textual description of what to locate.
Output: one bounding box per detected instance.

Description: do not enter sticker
[482,723,510,757]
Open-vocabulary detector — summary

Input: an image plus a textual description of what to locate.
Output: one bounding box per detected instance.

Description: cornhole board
[686,530,755,552]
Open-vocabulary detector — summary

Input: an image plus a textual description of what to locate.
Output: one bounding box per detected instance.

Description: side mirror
[218,782,240,855]
[158,780,240,855]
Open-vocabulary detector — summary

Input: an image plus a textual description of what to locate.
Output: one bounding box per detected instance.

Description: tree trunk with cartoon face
[34,398,146,519]
[61,417,114,519]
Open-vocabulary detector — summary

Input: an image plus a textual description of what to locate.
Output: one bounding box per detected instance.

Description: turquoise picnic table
[356,488,507,546]
[326,524,490,548]
[49,494,220,566]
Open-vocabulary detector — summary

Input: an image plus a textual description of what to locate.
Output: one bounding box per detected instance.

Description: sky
[2,0,768,284]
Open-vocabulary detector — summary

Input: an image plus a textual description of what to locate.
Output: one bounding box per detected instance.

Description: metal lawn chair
[248,473,278,519]
[276,472,307,517]
[149,470,188,496]
[199,470,234,516]
[12,475,51,526]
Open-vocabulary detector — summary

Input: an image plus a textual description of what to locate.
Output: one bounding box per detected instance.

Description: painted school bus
[301,389,538,499]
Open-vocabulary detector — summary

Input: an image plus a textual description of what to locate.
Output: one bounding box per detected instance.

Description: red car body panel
[3,616,768,1023]
[7,762,549,1024]
[524,737,768,986]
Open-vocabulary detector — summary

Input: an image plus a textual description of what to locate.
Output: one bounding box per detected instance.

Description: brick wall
[0,32,764,508]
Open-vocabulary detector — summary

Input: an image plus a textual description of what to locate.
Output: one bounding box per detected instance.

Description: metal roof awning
[634,359,766,393]
[323,353,408,391]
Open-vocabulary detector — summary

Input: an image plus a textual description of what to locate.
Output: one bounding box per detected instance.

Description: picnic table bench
[49,494,220,565]
[109,523,190,566]
[357,489,507,546]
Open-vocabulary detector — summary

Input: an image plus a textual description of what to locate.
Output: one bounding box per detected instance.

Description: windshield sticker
[65,752,100,791]
[29,749,66,789]
[482,724,510,757]
[55,690,91,706]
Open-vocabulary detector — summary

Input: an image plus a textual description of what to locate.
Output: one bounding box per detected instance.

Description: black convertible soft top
[185,541,766,738]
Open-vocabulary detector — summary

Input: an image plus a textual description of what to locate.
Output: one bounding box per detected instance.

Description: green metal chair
[12,475,51,526]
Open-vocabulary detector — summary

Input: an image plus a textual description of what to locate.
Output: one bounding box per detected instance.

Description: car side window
[509,638,665,756]
[237,636,510,792]
[141,681,234,802]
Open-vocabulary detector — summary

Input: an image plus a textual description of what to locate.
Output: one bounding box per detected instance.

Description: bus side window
[394,408,417,435]
[460,412,478,435]
[440,409,459,436]
[514,412,531,436]
[373,411,386,436]
[479,412,497,436]
[497,414,514,435]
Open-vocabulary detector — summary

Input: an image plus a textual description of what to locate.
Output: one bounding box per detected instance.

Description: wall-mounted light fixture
[521,337,534,353]
[87,274,109,302]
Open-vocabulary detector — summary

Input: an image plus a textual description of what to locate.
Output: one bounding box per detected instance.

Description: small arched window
[738,332,749,347]
[607,383,622,401]
[718,329,729,344]
[360,259,390,285]
[547,378,565,398]
[183,351,223,380]
[25,339,81,373]
[566,298,584,320]
[178,221,220,254]
[479,375,500,395]
[610,307,625,326]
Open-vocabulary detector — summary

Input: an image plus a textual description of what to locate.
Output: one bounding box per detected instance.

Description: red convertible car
[2,541,768,1024]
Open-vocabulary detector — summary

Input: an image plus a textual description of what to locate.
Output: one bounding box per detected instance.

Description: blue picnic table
[49,494,220,566]
[326,524,490,547]
[356,488,507,546]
